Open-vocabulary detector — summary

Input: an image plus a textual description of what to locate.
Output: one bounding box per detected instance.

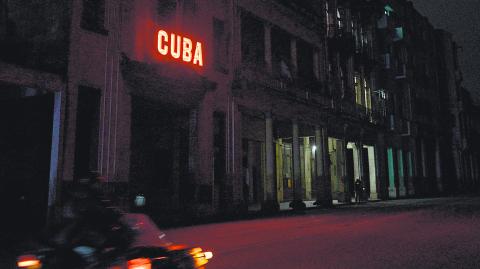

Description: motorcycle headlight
[17,255,42,269]
[189,247,213,268]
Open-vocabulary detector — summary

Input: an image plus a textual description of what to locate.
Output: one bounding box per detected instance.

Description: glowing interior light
[157,29,204,67]
[312,145,317,154]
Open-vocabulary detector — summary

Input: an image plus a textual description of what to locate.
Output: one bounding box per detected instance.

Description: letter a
[158,30,169,55]
[182,37,193,62]
[193,42,203,66]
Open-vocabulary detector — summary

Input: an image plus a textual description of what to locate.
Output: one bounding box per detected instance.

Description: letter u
[170,33,181,59]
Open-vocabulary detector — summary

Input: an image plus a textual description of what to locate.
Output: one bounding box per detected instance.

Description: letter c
[158,30,168,55]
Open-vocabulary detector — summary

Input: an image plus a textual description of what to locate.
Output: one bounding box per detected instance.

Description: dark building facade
[0,0,478,232]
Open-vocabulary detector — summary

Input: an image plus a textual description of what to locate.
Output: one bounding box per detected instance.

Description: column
[356,142,364,182]
[356,142,365,201]
[376,132,387,199]
[398,149,406,197]
[290,120,306,209]
[352,144,360,181]
[290,38,298,77]
[435,138,444,193]
[263,112,278,211]
[47,91,62,224]
[421,139,427,178]
[187,108,200,206]
[264,23,272,73]
[407,138,416,195]
[387,147,397,198]
[314,126,332,206]
[303,137,312,200]
[340,138,351,203]
[313,50,320,81]
[247,140,256,203]
[367,146,378,199]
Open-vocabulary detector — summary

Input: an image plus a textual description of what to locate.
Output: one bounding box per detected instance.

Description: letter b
[182,37,193,62]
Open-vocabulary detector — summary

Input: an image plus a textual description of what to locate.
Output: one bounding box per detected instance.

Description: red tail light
[127,257,152,269]
[17,255,41,269]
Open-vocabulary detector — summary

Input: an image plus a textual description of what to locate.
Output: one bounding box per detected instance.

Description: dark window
[271,26,292,79]
[81,0,107,34]
[157,0,177,24]
[241,11,264,66]
[297,39,314,80]
[213,18,228,72]
[74,86,101,179]
[183,0,196,13]
[0,1,69,73]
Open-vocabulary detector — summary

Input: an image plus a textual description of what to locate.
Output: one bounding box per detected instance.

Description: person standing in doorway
[354,178,362,204]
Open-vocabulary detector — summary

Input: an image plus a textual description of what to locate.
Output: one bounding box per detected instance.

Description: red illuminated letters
[157,30,203,67]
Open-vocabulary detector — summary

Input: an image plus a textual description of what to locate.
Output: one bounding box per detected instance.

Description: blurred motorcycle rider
[54,171,132,266]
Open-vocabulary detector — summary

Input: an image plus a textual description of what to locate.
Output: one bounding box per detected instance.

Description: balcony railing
[234,64,332,108]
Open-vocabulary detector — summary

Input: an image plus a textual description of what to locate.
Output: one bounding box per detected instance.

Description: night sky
[411,0,480,103]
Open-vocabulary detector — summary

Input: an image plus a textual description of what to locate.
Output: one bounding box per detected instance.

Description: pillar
[356,142,364,182]
[367,146,378,199]
[421,139,427,178]
[303,137,312,200]
[398,149,407,197]
[262,112,278,211]
[247,140,256,203]
[290,38,297,77]
[290,120,306,209]
[435,138,444,193]
[407,138,416,196]
[376,132,387,199]
[264,23,272,73]
[314,126,332,206]
[387,147,397,198]
[340,138,351,203]
[47,91,63,224]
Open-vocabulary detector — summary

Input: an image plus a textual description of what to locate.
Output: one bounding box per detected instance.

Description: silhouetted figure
[354,178,362,204]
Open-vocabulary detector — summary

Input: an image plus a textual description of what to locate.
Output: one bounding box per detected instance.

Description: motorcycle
[16,213,213,269]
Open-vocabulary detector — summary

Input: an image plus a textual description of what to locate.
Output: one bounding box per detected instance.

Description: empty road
[165,197,480,269]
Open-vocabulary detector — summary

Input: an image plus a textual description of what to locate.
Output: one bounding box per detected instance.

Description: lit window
[384,5,394,16]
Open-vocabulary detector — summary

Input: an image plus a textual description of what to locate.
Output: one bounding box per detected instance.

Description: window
[81,0,107,34]
[364,78,372,110]
[241,11,264,66]
[157,0,177,18]
[354,74,362,105]
[74,86,101,179]
[213,18,228,72]
[384,5,394,16]
[336,8,345,31]
[271,26,292,79]
[297,39,314,80]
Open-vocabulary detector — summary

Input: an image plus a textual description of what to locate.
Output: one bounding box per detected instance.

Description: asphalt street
[164,197,480,269]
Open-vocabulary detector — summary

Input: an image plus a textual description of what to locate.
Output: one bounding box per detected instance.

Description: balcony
[234,64,332,108]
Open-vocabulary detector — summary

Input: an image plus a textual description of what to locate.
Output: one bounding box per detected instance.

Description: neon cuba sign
[157,29,204,67]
